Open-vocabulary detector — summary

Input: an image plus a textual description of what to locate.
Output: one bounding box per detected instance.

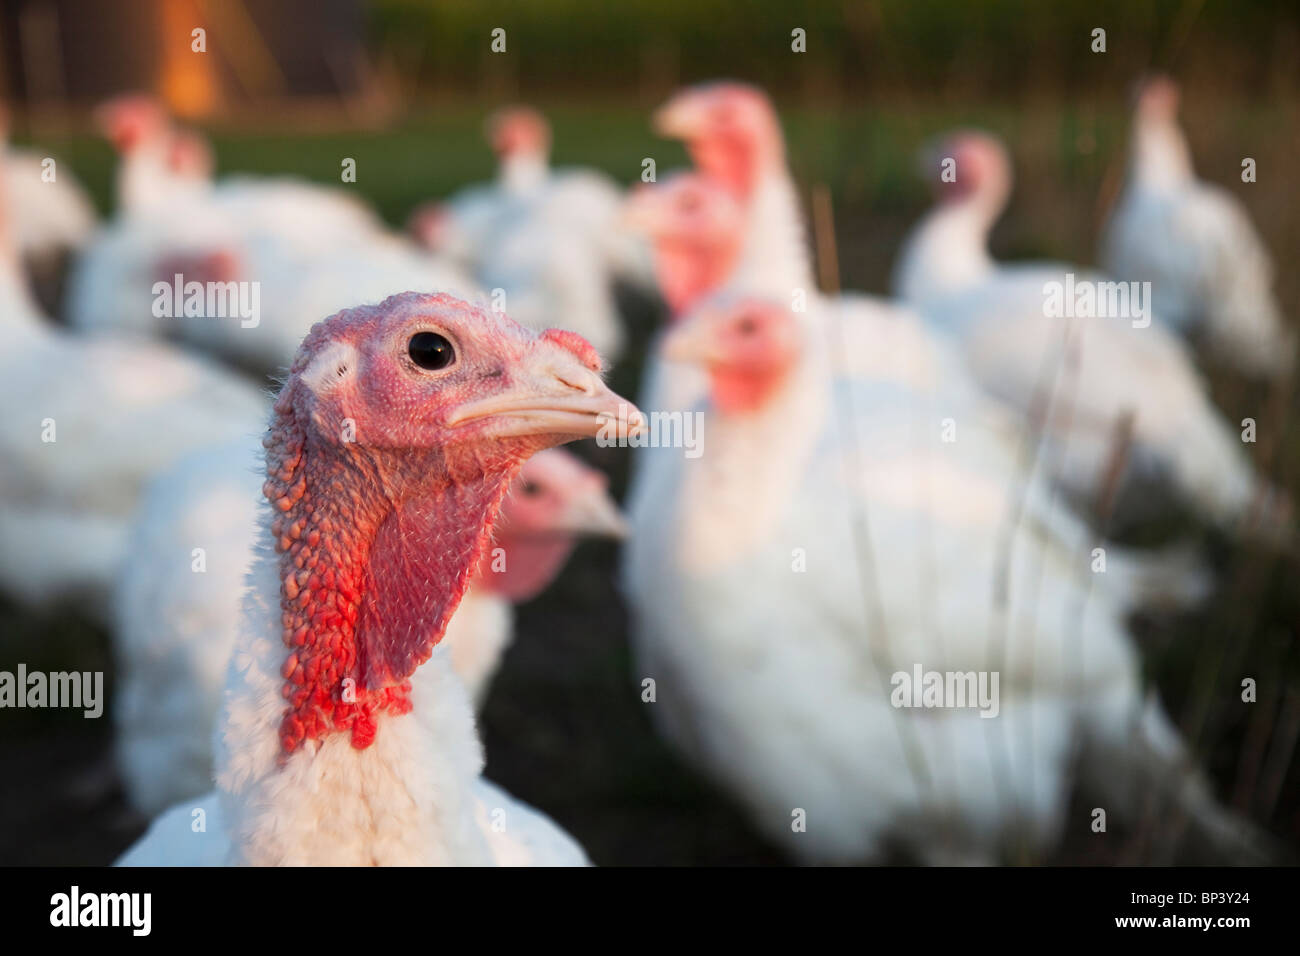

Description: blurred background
[1,0,1298,864]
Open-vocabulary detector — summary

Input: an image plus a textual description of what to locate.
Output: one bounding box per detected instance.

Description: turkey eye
[520,480,541,497]
[409,332,455,370]
[737,317,759,336]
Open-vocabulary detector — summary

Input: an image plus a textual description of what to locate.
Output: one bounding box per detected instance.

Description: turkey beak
[559,483,628,539]
[622,186,663,233]
[447,344,645,441]
[662,314,725,366]
[653,93,706,140]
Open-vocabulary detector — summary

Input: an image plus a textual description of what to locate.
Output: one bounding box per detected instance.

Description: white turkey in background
[0,140,266,621]
[626,291,1262,865]
[94,94,377,238]
[893,129,1289,537]
[4,148,97,266]
[448,447,626,706]
[1,121,97,316]
[93,95,213,219]
[1100,75,1294,379]
[410,105,653,362]
[652,82,987,408]
[113,436,624,818]
[619,149,1024,661]
[67,95,477,378]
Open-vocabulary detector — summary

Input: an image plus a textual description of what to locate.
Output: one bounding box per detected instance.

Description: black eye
[519,480,542,497]
[409,331,455,370]
[737,316,759,336]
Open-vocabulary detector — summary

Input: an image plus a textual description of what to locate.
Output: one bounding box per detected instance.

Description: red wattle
[265,374,517,756]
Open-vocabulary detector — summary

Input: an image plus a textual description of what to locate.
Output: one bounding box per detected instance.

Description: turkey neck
[731,171,819,300]
[895,199,998,306]
[1131,115,1194,190]
[678,331,829,571]
[215,529,493,865]
[213,399,520,864]
[500,150,548,196]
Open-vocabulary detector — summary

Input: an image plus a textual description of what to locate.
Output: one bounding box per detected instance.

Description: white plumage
[0,329,264,616]
[118,770,588,867]
[627,293,1257,864]
[68,106,479,377]
[412,106,650,361]
[1100,76,1294,378]
[4,147,97,263]
[893,130,1286,533]
[0,170,266,618]
[68,194,479,377]
[621,111,1005,642]
[112,440,263,816]
[113,439,622,817]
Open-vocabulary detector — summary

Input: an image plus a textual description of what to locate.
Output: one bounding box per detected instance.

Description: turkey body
[893,133,1282,534]
[0,294,266,617]
[628,297,1249,865]
[1099,76,1293,378]
[68,171,478,377]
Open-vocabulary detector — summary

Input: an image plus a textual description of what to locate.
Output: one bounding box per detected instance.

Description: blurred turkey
[449,447,626,706]
[893,129,1289,537]
[628,292,1263,864]
[622,103,1012,641]
[67,95,477,378]
[410,106,652,361]
[1101,75,1294,378]
[652,82,982,403]
[114,439,624,817]
[0,141,266,620]
[3,141,97,316]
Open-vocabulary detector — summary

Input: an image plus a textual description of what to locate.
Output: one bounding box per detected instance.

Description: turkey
[113,439,625,817]
[893,129,1288,536]
[117,291,643,865]
[622,171,745,414]
[653,82,816,301]
[69,96,476,378]
[620,165,1026,658]
[0,152,266,621]
[448,446,626,706]
[410,106,651,361]
[406,107,554,269]
[1100,75,1294,378]
[2,137,97,316]
[652,82,985,405]
[3,147,96,265]
[93,95,212,218]
[619,171,753,620]
[626,291,1262,865]
[94,94,377,237]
